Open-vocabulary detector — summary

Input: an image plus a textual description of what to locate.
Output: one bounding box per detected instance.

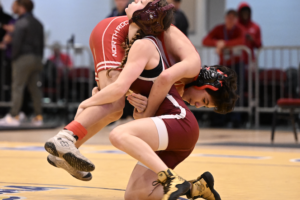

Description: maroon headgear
[129,0,174,36]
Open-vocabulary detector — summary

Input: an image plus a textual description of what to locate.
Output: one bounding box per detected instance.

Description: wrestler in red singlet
[89,16,129,81]
[130,36,199,169]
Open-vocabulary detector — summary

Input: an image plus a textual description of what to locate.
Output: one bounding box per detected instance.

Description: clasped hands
[76,87,149,119]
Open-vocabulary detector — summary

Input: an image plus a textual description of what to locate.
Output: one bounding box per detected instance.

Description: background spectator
[107,0,129,18]
[0,3,13,43]
[0,2,15,104]
[48,42,73,68]
[202,9,245,67]
[167,0,189,37]
[238,2,262,62]
[202,9,245,128]
[0,0,44,126]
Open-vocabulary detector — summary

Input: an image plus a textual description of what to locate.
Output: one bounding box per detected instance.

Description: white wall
[188,0,207,46]
[226,0,300,46]
[1,0,111,47]
[2,0,298,47]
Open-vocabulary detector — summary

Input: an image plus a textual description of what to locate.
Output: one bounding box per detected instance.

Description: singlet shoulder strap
[137,36,166,81]
[143,36,166,71]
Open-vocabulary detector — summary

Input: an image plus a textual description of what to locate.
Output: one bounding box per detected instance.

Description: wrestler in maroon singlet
[130,36,199,169]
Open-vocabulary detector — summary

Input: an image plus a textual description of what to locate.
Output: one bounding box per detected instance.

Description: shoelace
[152,177,175,194]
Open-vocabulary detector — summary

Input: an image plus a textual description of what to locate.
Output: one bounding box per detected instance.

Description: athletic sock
[64,121,87,141]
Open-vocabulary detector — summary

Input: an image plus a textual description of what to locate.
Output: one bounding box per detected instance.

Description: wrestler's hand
[133,108,144,120]
[127,93,148,113]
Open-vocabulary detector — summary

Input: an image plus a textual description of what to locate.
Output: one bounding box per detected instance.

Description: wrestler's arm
[141,26,201,117]
[79,40,154,109]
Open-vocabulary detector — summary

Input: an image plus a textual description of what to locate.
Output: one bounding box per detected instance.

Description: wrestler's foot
[154,169,190,200]
[47,154,92,181]
[186,172,221,200]
[44,130,95,172]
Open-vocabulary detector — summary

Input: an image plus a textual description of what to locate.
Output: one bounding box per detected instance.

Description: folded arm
[140,27,201,118]
[79,40,153,109]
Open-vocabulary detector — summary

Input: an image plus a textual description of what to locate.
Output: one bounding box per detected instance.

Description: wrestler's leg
[45,70,124,172]
[125,164,163,200]
[74,70,125,147]
[72,70,123,129]
[109,118,168,173]
[110,118,193,200]
[75,99,124,148]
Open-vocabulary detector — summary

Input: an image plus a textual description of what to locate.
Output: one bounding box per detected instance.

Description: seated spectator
[238,2,262,63]
[48,42,73,68]
[107,0,129,18]
[167,0,189,36]
[202,9,245,67]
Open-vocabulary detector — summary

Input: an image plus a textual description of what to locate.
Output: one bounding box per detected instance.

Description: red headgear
[129,0,174,36]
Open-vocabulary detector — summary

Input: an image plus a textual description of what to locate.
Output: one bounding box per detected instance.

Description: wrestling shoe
[0,114,20,126]
[44,130,95,172]
[186,172,221,200]
[154,169,190,200]
[47,154,92,181]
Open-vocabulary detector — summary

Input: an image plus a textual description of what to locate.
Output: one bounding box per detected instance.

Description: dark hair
[205,65,238,114]
[226,9,237,17]
[174,0,181,3]
[107,0,173,76]
[17,0,34,12]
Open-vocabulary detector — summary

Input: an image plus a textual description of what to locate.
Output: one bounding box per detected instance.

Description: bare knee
[107,99,125,121]
[109,110,123,122]
[109,126,128,150]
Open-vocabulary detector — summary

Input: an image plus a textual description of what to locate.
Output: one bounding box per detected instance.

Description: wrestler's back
[89,16,129,86]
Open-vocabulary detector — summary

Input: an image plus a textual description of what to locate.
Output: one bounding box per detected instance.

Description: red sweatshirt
[49,53,73,68]
[202,24,245,66]
[238,2,262,62]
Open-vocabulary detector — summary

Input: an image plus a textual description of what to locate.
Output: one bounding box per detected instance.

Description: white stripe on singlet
[97,65,120,72]
[96,61,122,68]
[158,94,187,119]
[138,36,165,82]
[101,17,125,69]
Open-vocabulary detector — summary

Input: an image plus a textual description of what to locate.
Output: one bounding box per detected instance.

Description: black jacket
[0,9,13,41]
[107,8,127,18]
[173,9,189,37]
[12,13,44,60]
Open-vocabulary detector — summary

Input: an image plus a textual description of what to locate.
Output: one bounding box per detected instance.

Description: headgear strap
[129,0,174,36]
[186,66,227,91]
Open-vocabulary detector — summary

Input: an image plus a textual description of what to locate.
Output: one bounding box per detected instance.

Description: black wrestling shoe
[186,172,221,200]
[154,169,190,200]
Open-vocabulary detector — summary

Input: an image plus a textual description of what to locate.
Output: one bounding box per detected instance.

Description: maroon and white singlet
[130,36,199,170]
[89,17,199,169]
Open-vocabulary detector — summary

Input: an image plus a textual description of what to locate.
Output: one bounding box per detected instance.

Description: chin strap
[185,66,227,91]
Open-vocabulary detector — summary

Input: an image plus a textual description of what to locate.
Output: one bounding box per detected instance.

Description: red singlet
[89,16,129,81]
